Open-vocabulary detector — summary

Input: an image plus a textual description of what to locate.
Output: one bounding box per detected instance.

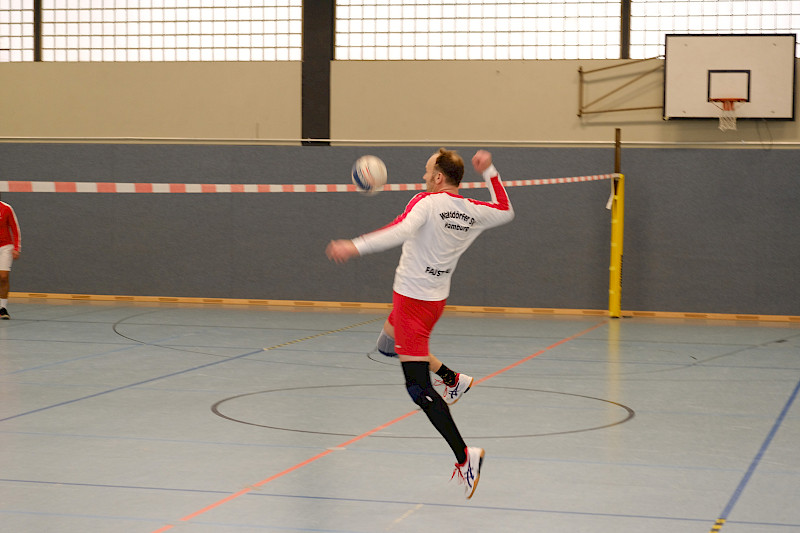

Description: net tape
[0,174,617,194]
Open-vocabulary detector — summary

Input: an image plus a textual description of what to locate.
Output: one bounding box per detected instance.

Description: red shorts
[388,291,446,357]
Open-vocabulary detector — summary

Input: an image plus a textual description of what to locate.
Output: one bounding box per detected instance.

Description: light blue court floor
[0,299,798,533]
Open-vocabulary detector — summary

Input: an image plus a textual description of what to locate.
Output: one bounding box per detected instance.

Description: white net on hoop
[713,100,742,132]
[719,107,737,131]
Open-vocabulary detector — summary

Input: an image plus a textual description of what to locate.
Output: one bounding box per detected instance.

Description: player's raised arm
[472,150,513,225]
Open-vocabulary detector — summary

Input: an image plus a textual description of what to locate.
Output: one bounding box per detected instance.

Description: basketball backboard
[663,34,796,121]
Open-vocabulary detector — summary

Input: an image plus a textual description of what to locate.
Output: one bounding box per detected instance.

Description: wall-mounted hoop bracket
[578,57,664,117]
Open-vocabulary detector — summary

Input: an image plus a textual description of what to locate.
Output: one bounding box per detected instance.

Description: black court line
[0,347,267,424]
[0,316,381,424]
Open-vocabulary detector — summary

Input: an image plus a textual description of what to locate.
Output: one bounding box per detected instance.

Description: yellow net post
[608,173,625,318]
[609,129,625,318]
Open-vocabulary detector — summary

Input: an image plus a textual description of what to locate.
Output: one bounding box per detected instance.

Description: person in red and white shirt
[0,193,22,319]
[326,149,513,499]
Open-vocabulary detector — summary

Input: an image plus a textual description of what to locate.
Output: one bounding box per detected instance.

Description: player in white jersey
[327,148,514,498]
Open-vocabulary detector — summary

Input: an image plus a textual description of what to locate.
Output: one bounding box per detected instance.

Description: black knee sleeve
[402,361,439,411]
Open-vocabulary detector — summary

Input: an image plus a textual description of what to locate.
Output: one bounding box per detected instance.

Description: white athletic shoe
[452,446,484,499]
[436,373,473,406]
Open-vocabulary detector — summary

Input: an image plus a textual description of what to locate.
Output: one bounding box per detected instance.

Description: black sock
[402,361,467,464]
[435,364,458,387]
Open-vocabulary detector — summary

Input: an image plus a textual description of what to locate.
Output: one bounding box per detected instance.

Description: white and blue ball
[351,155,387,195]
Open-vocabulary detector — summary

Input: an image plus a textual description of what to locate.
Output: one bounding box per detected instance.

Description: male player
[0,193,22,319]
[326,148,514,498]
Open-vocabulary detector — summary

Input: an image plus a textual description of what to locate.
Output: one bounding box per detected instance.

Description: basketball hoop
[710,98,746,131]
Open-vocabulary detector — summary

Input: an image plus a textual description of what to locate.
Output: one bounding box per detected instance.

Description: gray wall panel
[1,143,797,315]
[623,148,800,315]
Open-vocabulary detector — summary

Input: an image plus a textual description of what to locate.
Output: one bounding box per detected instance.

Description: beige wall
[331,59,800,144]
[2,59,798,144]
[1,62,301,140]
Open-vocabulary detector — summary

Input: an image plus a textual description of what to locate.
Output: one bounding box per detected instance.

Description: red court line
[150,320,606,532]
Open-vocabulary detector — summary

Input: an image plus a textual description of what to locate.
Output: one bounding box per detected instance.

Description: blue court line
[0,509,364,533]
[3,480,799,530]
[0,347,266,423]
[4,333,191,376]
[0,478,230,495]
[245,492,800,529]
[716,375,800,524]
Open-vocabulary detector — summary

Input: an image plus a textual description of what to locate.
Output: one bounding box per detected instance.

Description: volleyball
[351,155,387,195]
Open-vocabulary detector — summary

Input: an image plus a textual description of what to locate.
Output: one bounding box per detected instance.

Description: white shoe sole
[465,448,485,499]
[445,375,474,406]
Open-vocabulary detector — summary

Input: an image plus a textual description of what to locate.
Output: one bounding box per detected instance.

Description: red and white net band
[0,173,617,194]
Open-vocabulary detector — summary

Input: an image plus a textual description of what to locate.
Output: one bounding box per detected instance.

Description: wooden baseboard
[10,292,799,323]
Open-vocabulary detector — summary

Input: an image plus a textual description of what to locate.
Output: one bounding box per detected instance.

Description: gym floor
[0,298,798,533]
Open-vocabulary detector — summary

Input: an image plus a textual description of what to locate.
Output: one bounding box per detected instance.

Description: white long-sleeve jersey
[352,164,514,301]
